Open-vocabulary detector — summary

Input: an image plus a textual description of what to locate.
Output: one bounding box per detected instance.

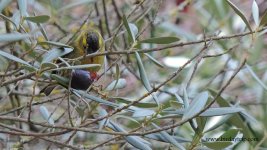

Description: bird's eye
[86,31,99,54]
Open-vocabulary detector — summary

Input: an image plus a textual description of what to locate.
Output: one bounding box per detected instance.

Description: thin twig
[39,137,80,150]
[102,0,111,37]
[94,2,104,36]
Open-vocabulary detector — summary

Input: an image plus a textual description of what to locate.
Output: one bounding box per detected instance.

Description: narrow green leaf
[135,51,159,105]
[200,107,244,117]
[107,64,121,90]
[38,41,72,48]
[135,52,151,90]
[114,97,158,108]
[105,78,127,91]
[41,47,73,63]
[217,129,239,140]
[204,115,232,133]
[22,65,37,73]
[98,109,109,130]
[25,15,50,23]
[0,50,31,67]
[214,1,227,18]
[122,14,135,43]
[156,114,183,120]
[246,64,267,90]
[40,62,58,70]
[183,87,189,108]
[204,129,239,149]
[17,0,27,17]
[0,55,8,71]
[145,133,190,143]
[59,0,97,12]
[115,63,120,78]
[0,33,30,42]
[151,94,160,106]
[132,109,155,117]
[203,141,233,150]
[75,106,85,118]
[129,23,138,37]
[11,11,21,29]
[144,53,164,68]
[50,0,62,9]
[39,106,55,125]
[252,0,259,26]
[51,64,101,71]
[182,91,209,121]
[226,0,252,32]
[174,93,184,105]
[37,23,49,41]
[108,121,152,150]
[152,123,185,150]
[170,100,183,109]
[50,74,69,87]
[209,90,255,142]
[196,117,207,133]
[115,115,140,125]
[139,36,180,44]
[260,10,267,27]
[239,110,258,124]
[74,90,119,107]
[164,107,243,117]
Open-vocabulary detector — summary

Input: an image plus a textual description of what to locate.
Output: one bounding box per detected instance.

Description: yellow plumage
[66,28,105,72]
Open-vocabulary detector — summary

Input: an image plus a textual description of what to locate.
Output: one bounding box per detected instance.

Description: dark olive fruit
[71,69,97,90]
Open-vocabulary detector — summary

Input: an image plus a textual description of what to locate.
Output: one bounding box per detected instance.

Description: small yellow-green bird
[65,29,105,72]
[42,28,105,94]
[65,28,105,90]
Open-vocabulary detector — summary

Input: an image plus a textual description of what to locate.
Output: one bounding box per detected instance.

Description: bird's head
[83,31,100,55]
